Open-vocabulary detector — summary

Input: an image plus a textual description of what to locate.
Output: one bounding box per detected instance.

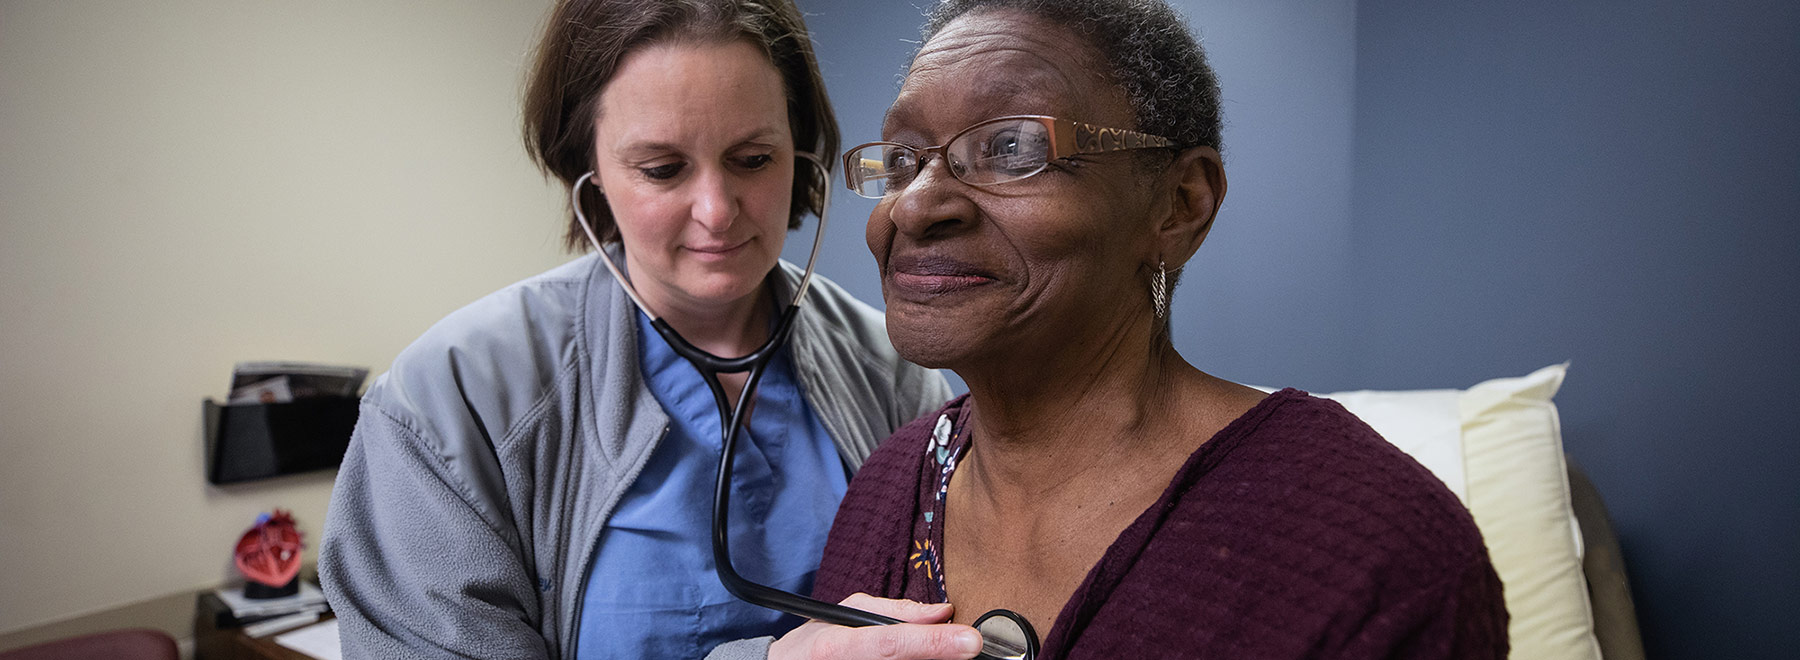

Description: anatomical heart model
[235,509,303,598]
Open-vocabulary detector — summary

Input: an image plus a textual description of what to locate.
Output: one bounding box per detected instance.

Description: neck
[655,289,771,358]
[957,318,1196,497]
[619,253,773,359]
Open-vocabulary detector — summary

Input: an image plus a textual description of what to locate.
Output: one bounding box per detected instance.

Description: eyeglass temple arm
[1051,119,1177,159]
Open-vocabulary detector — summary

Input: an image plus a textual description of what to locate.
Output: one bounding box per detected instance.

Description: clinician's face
[592,39,794,314]
[867,11,1160,368]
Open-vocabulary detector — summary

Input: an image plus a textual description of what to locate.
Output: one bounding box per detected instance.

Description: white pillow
[1317,364,1601,660]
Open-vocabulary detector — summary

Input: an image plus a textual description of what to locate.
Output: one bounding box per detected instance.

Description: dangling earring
[1150,261,1168,320]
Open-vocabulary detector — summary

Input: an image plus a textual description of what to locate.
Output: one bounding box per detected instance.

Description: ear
[1152,146,1226,269]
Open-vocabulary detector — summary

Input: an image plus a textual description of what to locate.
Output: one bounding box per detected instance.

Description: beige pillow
[1319,364,1601,660]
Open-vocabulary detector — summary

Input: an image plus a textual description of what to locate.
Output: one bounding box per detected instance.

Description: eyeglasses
[841,115,1180,199]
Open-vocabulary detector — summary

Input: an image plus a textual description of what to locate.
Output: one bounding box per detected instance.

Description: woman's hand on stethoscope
[769,593,984,660]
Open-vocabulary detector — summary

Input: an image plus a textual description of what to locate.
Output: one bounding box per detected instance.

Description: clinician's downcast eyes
[640,162,686,180]
[735,153,775,170]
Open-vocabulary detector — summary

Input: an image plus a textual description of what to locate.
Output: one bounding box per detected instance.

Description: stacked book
[213,581,330,637]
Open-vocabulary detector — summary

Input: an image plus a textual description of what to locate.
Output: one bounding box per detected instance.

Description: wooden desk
[192,592,333,660]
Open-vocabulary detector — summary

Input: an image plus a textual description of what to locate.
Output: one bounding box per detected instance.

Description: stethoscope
[570,153,1038,660]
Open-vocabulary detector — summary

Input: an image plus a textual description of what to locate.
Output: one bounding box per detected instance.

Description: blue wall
[798,1,1799,657]
[1350,2,1800,658]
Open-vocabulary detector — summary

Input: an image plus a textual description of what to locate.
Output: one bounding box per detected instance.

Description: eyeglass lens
[847,117,1053,198]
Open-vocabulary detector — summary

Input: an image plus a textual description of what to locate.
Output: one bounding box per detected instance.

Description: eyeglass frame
[841,115,1183,199]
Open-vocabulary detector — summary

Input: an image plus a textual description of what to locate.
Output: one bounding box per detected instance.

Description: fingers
[838,593,956,624]
[809,622,984,660]
[766,594,983,660]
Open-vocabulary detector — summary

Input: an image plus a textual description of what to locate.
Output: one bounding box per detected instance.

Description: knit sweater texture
[814,389,1509,659]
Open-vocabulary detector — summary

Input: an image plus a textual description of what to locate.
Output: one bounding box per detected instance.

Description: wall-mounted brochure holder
[203,397,360,485]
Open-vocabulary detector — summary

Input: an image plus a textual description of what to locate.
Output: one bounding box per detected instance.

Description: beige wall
[0,0,565,634]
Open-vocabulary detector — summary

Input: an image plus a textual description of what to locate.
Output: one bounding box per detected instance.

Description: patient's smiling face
[867,10,1164,369]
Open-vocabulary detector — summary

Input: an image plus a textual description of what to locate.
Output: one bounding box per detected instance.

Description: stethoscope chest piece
[972,608,1039,660]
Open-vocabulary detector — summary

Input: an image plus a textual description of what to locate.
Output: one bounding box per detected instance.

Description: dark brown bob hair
[523,0,841,252]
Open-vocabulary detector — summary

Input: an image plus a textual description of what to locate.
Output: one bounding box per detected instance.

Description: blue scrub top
[575,313,850,659]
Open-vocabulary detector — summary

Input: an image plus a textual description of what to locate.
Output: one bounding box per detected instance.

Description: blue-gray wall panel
[1351,2,1800,657]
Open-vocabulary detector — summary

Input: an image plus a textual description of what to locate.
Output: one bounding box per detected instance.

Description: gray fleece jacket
[319,252,950,659]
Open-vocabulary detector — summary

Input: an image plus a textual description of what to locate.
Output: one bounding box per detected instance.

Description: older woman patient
[790,0,1511,658]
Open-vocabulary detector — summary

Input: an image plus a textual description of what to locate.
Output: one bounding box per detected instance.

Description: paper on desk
[274,619,341,660]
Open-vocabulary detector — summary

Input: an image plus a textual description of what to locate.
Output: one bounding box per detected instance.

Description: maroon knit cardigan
[813,390,1508,659]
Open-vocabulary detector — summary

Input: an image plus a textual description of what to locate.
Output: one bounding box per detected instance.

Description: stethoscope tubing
[571,155,900,630]
[690,312,909,629]
[572,155,1031,658]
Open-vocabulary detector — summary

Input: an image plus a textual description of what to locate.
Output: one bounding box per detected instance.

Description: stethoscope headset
[570,152,1039,660]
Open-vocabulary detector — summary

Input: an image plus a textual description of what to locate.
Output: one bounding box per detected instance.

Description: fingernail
[954,630,983,655]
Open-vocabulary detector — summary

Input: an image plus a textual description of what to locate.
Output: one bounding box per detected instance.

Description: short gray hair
[923,0,1223,156]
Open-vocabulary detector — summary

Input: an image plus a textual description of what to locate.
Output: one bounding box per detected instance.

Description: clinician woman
[318,1,958,658]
